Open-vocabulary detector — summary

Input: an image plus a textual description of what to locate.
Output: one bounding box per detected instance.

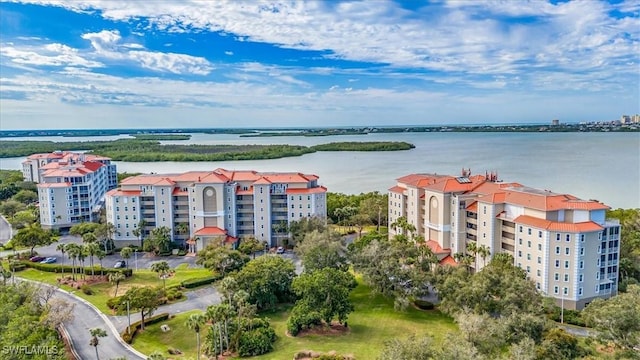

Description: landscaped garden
[130,280,457,359]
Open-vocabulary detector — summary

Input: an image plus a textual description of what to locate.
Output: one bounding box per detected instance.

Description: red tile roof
[253,177,272,185]
[38,182,71,188]
[388,185,406,193]
[286,186,327,194]
[439,255,458,266]
[466,201,478,212]
[172,188,188,196]
[106,189,141,196]
[424,240,450,254]
[514,215,604,233]
[194,227,227,236]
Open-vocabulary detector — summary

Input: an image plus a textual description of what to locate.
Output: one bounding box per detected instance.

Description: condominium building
[389,169,620,310]
[26,151,118,229]
[105,168,327,252]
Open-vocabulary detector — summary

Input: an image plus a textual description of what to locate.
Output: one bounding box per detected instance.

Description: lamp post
[126,300,131,331]
[560,290,565,324]
[134,249,138,272]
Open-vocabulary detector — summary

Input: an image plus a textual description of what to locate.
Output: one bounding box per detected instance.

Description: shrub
[181,275,221,289]
[19,261,133,277]
[9,262,26,272]
[107,296,124,310]
[121,313,170,344]
[165,288,183,301]
[413,299,435,310]
[287,306,323,336]
[81,284,94,295]
[177,249,187,256]
[238,326,277,357]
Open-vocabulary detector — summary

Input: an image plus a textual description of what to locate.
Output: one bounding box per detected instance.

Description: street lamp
[126,300,131,331]
[560,289,565,324]
[134,249,138,272]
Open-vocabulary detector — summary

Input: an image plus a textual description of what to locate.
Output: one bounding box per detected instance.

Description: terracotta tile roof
[38,182,71,188]
[172,188,188,196]
[466,201,478,212]
[424,240,450,254]
[194,227,227,236]
[172,171,218,182]
[82,161,104,172]
[502,188,610,211]
[213,169,261,182]
[397,173,444,187]
[388,185,406,193]
[253,177,272,185]
[514,215,604,233]
[225,235,239,245]
[120,174,171,185]
[153,178,176,186]
[236,189,253,195]
[262,173,311,183]
[106,189,141,196]
[439,255,458,266]
[285,186,327,194]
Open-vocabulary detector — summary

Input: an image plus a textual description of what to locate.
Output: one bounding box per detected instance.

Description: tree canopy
[232,255,295,310]
[196,244,250,277]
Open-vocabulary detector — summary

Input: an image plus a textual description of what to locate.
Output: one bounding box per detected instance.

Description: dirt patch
[294,350,355,360]
[290,322,350,338]
[57,275,108,289]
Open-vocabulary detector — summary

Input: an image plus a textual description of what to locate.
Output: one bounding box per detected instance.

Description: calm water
[1,132,638,209]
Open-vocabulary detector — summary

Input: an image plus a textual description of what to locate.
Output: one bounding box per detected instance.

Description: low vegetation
[0,139,414,161]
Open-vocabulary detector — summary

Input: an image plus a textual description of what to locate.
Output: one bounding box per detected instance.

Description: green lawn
[10,266,213,314]
[132,310,203,358]
[131,280,457,359]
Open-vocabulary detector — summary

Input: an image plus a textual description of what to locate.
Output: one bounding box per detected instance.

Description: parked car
[40,257,57,264]
[114,260,126,269]
[276,246,285,254]
[29,256,45,262]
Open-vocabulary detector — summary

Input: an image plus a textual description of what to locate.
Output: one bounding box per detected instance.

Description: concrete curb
[59,324,81,360]
[17,277,148,360]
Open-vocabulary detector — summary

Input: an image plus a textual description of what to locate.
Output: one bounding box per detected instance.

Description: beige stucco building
[389,170,620,310]
[105,168,327,252]
[25,151,117,229]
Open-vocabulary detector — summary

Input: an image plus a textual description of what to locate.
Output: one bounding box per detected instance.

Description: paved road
[18,278,146,360]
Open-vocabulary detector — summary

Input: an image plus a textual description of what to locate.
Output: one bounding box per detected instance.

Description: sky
[0,0,639,130]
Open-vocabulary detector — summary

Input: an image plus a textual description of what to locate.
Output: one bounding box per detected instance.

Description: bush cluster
[165,287,183,301]
[80,284,93,295]
[238,324,277,357]
[294,351,355,360]
[287,307,323,336]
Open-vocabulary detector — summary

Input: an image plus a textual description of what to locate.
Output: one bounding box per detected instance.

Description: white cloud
[80,29,213,75]
[224,51,233,56]
[0,42,103,67]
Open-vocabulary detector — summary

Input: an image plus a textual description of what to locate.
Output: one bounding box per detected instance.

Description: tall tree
[583,284,640,352]
[186,312,206,360]
[120,247,132,268]
[295,230,348,273]
[237,236,264,259]
[56,243,67,271]
[234,255,296,310]
[12,223,55,255]
[89,328,107,360]
[109,271,126,297]
[150,261,170,290]
[121,287,163,330]
[196,244,249,277]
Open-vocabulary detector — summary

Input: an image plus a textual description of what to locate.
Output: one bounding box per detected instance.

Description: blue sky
[0,0,638,129]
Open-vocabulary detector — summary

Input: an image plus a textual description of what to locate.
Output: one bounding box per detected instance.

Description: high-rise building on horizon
[388,169,620,310]
[105,168,327,252]
[24,151,118,229]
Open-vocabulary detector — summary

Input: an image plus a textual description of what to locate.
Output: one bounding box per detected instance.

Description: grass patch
[131,310,202,358]
[130,280,456,359]
[13,266,214,314]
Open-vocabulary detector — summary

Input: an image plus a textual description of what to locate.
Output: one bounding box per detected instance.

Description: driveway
[0,215,12,243]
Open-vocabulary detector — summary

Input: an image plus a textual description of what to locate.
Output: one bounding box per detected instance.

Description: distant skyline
[1,0,639,130]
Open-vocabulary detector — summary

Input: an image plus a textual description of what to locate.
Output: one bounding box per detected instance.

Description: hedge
[20,261,133,277]
[180,274,222,289]
[121,312,170,344]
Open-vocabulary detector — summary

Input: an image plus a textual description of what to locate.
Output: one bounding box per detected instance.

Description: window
[555,260,560,268]
[565,247,570,255]
[555,246,560,254]
[554,273,559,281]
[538,244,542,251]
[125,207,128,211]
[537,256,541,264]
[537,269,541,276]
[526,266,530,273]
[579,261,584,269]
[528,228,532,235]
[578,287,583,296]
[519,226,523,233]
[527,254,531,260]
[564,274,569,282]
[566,234,570,241]
[518,251,522,257]
[556,234,561,241]
[519,238,523,245]
[527,240,531,248]
[563,287,568,296]
[564,260,570,269]
[580,248,584,256]
[483,206,486,214]
[537,283,541,290]
[595,285,599,293]
[580,234,585,242]
[554,286,559,294]
[538,231,542,238]
[579,274,583,282]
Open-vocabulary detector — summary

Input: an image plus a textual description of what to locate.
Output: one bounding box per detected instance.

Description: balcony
[425,222,442,231]
[501,231,515,240]
[466,211,477,219]
[466,233,477,241]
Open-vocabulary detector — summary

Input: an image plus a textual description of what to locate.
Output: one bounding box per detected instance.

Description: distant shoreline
[0,123,638,138]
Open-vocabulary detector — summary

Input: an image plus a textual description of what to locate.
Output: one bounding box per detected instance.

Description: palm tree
[185,313,206,360]
[78,245,88,280]
[391,216,417,239]
[120,247,132,268]
[150,261,170,290]
[89,327,107,360]
[56,243,67,273]
[150,226,172,255]
[66,243,80,281]
[136,219,147,248]
[478,245,491,268]
[108,271,126,297]
[86,242,100,276]
[466,241,478,270]
[176,222,189,248]
[96,249,106,276]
